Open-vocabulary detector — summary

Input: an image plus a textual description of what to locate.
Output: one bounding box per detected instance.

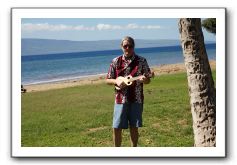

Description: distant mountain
[21,38,215,56]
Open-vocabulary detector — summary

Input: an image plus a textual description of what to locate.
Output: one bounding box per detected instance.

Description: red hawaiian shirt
[107,54,151,104]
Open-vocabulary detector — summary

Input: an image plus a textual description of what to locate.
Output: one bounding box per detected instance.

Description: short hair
[121,36,135,48]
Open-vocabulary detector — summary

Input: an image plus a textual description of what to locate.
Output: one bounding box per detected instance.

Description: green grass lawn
[21,70,216,147]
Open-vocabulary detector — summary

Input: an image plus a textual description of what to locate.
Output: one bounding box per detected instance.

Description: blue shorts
[113,103,143,129]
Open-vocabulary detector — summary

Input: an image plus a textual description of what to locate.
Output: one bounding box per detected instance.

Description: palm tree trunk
[178,18,216,147]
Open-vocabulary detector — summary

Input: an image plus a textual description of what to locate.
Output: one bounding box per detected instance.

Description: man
[106,36,152,147]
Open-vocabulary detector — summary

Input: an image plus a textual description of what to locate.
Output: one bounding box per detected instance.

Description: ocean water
[21,43,216,85]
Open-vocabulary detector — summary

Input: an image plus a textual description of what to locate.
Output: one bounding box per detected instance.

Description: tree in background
[202,18,216,34]
[178,18,216,147]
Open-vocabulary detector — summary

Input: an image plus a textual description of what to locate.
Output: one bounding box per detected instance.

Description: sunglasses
[122,45,133,49]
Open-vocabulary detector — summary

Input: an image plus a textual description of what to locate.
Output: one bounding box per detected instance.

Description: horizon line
[21,37,216,42]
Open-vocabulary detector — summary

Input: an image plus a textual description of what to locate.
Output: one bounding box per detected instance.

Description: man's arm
[138,75,151,84]
[106,78,116,85]
[140,58,153,84]
[143,71,155,84]
[143,77,151,84]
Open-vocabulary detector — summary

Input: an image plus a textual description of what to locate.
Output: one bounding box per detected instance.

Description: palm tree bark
[178,18,216,147]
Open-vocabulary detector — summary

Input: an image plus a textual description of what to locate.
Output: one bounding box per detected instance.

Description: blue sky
[21,18,216,41]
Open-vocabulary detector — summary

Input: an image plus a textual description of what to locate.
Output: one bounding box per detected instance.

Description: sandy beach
[24,60,216,92]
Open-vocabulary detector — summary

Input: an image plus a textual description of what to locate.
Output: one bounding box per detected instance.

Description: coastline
[24,60,216,92]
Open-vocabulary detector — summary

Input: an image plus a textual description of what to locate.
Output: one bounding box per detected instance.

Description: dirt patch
[85,126,109,134]
[152,123,161,128]
[151,60,216,76]
[177,119,189,127]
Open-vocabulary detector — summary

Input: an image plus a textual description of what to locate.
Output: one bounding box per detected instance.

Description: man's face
[121,40,134,57]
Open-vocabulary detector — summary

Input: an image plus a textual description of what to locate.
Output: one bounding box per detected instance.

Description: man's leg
[113,103,128,147]
[113,128,122,147]
[128,103,143,147]
[129,127,138,147]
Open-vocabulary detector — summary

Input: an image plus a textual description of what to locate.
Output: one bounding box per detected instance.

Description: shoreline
[24,60,216,92]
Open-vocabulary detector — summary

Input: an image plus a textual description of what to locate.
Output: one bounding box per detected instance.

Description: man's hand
[138,75,146,82]
[138,74,150,84]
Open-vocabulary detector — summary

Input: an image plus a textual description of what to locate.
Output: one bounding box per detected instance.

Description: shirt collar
[122,53,135,62]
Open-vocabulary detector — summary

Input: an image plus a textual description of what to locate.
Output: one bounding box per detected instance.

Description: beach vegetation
[202,18,216,34]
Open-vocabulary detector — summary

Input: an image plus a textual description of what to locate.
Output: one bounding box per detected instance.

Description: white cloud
[96,24,122,30]
[142,25,161,29]
[22,23,162,31]
[96,23,161,30]
[126,23,139,29]
[21,23,95,31]
[73,25,95,31]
